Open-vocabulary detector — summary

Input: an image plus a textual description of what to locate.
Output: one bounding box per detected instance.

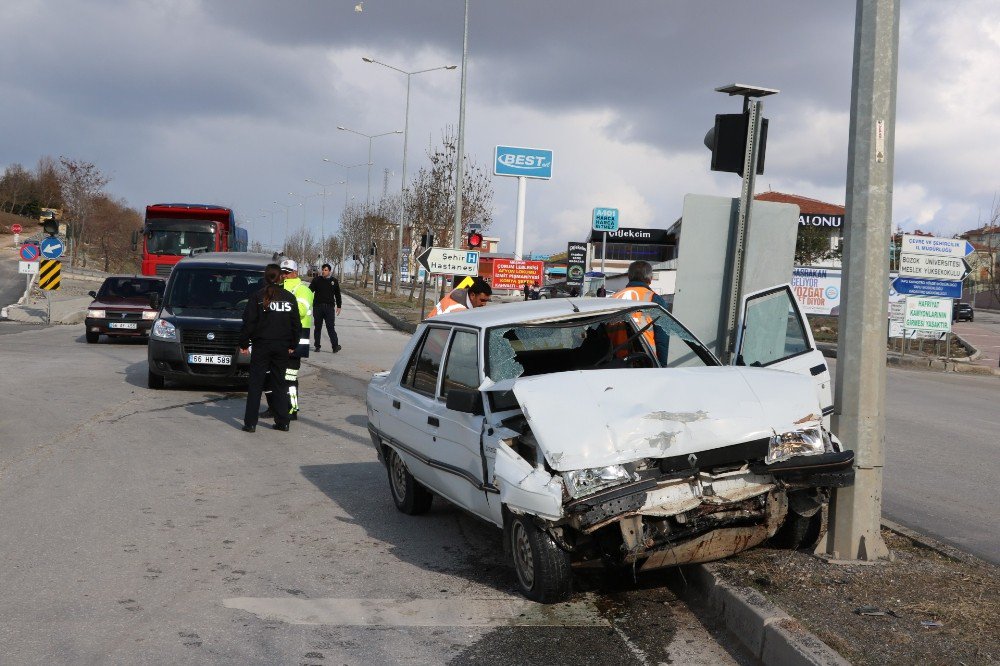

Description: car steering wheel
[622,352,656,368]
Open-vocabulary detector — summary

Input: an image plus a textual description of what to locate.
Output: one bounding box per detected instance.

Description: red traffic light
[467,232,483,248]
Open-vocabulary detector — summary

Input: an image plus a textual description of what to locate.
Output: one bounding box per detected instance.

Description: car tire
[509,515,572,603]
[147,369,165,390]
[85,331,100,344]
[769,509,823,550]
[386,448,433,515]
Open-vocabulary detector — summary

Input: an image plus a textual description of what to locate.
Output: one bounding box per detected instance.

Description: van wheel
[509,515,572,603]
[86,331,99,344]
[147,370,165,390]
[387,448,432,515]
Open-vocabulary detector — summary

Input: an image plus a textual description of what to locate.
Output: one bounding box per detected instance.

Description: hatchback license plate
[188,354,232,365]
[109,322,138,329]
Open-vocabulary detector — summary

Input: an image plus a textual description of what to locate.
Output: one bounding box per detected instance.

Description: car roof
[173,252,273,270]
[103,275,165,281]
[428,297,640,329]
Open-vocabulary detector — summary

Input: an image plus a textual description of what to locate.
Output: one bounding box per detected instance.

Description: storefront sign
[587,227,672,244]
[798,215,843,228]
[566,242,587,288]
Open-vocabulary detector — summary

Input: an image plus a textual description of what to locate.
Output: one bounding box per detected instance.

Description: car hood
[159,307,244,331]
[89,296,155,310]
[507,367,823,471]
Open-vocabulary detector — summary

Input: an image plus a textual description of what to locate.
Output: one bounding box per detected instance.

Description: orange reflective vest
[610,285,656,354]
[426,293,468,319]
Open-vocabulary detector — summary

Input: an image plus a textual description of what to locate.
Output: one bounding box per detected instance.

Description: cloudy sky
[3,1,998,254]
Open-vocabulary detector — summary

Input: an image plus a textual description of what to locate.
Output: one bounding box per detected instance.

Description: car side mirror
[88,291,97,298]
[148,292,161,310]
[445,388,484,415]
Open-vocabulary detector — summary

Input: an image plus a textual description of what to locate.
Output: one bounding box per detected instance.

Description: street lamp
[258,208,276,248]
[336,126,402,290]
[323,158,369,281]
[362,56,457,295]
[273,200,300,249]
[454,0,470,251]
[304,178,344,261]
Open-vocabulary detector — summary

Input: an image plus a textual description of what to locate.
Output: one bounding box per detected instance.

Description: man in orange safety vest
[426,276,493,319]
[611,260,670,364]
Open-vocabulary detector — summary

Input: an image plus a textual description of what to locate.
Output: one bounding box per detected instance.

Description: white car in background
[366,286,853,602]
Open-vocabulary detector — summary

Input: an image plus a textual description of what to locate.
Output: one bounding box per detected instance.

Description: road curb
[682,563,849,665]
[880,518,986,565]
[342,289,417,334]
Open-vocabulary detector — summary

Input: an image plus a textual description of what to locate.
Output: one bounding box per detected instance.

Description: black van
[146,252,273,389]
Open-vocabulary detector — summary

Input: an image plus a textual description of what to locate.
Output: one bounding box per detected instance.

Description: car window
[739,288,810,366]
[440,330,480,399]
[402,327,450,396]
[99,278,165,299]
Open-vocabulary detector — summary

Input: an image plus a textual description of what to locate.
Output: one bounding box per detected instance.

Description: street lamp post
[454,0,470,251]
[323,158,369,281]
[273,201,300,252]
[305,178,343,263]
[362,57,457,294]
[258,208,276,248]
[336,127,402,291]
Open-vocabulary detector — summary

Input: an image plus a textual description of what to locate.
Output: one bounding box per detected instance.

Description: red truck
[137,203,248,277]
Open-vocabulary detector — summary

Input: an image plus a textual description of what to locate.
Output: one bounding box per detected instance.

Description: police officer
[277,258,314,419]
[426,276,492,319]
[239,263,300,432]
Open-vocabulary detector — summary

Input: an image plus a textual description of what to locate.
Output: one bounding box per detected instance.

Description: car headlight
[151,319,177,341]
[563,465,635,499]
[87,309,106,319]
[766,427,831,464]
[142,310,158,320]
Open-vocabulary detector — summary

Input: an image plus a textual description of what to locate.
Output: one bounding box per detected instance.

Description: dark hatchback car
[147,252,271,389]
[85,276,166,343]
[953,302,974,322]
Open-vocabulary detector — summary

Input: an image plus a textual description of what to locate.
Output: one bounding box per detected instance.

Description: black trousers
[314,303,339,348]
[265,355,301,415]
[245,341,290,427]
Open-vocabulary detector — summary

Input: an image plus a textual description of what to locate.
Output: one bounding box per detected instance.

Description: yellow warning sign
[39,259,61,290]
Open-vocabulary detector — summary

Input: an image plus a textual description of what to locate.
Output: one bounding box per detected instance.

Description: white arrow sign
[901,234,974,258]
[416,246,480,276]
[898,254,971,281]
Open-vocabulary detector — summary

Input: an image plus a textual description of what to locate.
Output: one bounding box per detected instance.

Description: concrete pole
[452,0,469,250]
[514,176,526,260]
[822,0,899,563]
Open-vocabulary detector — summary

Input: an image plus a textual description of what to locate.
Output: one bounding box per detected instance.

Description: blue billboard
[494,145,553,179]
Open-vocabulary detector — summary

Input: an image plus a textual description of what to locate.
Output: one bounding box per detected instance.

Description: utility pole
[452,0,470,250]
[822,0,900,562]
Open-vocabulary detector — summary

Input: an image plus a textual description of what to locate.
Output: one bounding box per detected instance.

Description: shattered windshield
[485,306,717,384]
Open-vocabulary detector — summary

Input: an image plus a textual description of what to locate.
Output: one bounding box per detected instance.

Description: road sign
[592,207,620,232]
[40,236,64,259]
[11,223,22,234]
[898,254,970,281]
[18,261,39,275]
[904,296,952,333]
[900,234,974,258]
[416,247,480,276]
[39,259,61,290]
[892,276,962,299]
[494,145,553,179]
[19,243,40,262]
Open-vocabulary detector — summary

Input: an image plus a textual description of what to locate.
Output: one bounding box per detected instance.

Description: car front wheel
[85,331,99,344]
[387,448,433,515]
[147,370,165,390]
[509,515,572,603]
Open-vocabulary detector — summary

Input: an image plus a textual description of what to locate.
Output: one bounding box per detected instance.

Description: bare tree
[283,227,320,272]
[89,195,141,273]
[58,158,110,267]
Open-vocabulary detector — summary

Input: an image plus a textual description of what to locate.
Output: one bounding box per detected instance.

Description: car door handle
[809,364,826,376]
[427,416,440,427]
[392,400,400,409]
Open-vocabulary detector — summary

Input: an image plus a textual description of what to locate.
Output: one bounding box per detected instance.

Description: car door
[382,326,453,497]
[735,284,834,428]
[425,328,494,521]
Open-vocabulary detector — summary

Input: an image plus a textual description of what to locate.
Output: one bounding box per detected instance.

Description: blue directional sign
[592,207,620,232]
[494,145,553,179]
[40,236,64,259]
[892,276,963,299]
[19,243,40,262]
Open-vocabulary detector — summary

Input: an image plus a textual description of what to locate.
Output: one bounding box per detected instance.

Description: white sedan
[366,285,853,602]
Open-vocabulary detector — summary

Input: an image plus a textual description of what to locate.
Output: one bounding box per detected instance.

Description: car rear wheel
[387,448,433,515]
[509,515,572,603]
[85,331,99,344]
[147,369,165,390]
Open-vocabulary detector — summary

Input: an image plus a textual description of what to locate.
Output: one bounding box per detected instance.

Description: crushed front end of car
[488,367,854,572]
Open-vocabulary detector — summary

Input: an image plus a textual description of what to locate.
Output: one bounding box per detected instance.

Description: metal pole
[419,271,429,320]
[395,74,412,297]
[514,176,526,259]
[722,98,764,364]
[823,0,899,563]
[601,231,607,276]
[453,0,470,249]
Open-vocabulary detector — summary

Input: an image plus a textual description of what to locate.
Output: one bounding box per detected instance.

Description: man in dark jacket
[309,263,342,352]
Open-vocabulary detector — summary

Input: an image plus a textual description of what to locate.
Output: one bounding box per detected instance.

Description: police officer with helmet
[239,263,300,433]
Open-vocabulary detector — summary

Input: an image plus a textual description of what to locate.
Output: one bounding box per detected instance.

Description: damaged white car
[366,285,853,602]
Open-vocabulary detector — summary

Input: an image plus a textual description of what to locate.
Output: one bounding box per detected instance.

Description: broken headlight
[562,465,634,499]
[766,427,830,464]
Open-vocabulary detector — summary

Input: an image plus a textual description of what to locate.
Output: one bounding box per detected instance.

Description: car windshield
[164,268,262,313]
[97,278,164,300]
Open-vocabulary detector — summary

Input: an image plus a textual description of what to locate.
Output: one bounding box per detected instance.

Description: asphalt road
[0,297,746,665]
[1,240,29,309]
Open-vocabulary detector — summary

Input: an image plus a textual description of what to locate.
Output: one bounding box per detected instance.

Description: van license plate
[188,354,232,365]
[109,322,137,329]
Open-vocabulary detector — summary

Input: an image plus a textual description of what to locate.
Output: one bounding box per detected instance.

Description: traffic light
[467,231,483,249]
[420,232,433,247]
[704,112,768,177]
[370,242,376,256]
[41,219,59,236]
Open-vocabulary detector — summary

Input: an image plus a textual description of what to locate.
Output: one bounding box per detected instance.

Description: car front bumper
[86,317,154,337]
[147,338,252,385]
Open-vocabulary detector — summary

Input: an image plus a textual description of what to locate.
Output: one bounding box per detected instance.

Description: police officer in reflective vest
[611,260,670,364]
[426,276,492,318]
[239,263,300,432]
[275,258,313,419]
